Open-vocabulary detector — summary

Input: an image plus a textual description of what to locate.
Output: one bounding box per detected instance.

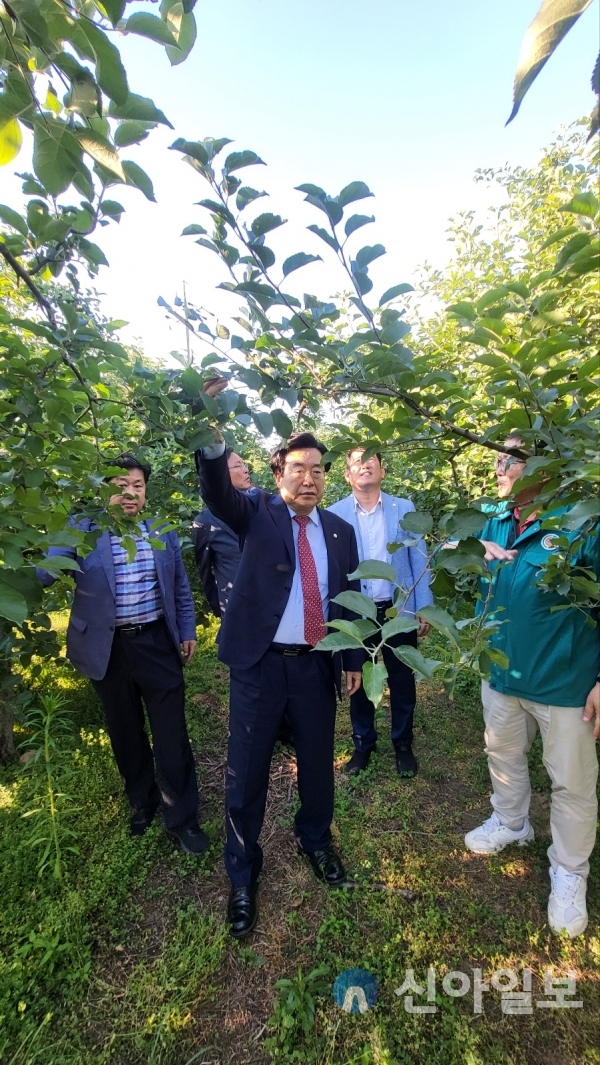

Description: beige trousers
[481,681,598,878]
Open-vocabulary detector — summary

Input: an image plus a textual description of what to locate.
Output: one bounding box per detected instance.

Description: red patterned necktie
[294,514,326,647]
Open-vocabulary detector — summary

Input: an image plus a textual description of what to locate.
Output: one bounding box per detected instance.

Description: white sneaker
[464,812,535,855]
[548,865,588,938]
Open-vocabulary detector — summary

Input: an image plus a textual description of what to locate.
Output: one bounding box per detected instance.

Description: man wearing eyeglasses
[195,382,363,938]
[328,448,433,779]
[464,435,599,939]
[193,449,253,617]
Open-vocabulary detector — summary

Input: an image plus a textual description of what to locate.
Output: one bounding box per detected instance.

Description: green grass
[0,614,598,1064]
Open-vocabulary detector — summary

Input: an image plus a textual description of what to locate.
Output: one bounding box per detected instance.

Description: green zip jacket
[479,508,599,707]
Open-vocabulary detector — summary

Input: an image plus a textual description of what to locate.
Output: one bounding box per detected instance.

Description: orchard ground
[1,608,599,1065]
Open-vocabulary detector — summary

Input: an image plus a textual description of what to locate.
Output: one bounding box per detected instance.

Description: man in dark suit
[37,453,209,855]
[196,412,363,938]
[193,449,252,617]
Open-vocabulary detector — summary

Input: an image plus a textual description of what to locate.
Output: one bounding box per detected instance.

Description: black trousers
[350,606,418,753]
[91,618,199,831]
[226,649,337,887]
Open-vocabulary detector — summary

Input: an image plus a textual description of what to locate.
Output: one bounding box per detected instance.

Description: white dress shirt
[354,494,393,603]
[273,506,329,645]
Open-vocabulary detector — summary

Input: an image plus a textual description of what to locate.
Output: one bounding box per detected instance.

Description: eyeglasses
[228,462,248,472]
[284,465,325,478]
[494,455,526,474]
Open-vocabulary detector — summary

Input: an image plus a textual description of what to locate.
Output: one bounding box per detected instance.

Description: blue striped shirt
[110,526,162,626]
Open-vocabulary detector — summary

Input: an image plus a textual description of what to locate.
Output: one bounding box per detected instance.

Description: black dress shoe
[298,845,346,887]
[167,823,210,855]
[130,804,158,836]
[227,885,258,938]
[396,746,418,778]
[344,749,372,776]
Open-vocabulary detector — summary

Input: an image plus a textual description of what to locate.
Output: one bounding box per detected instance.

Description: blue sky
[4,0,598,360]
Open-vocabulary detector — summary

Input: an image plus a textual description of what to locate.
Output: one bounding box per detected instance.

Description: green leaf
[270,408,294,437]
[417,605,461,644]
[392,644,441,680]
[166,11,197,65]
[114,121,152,148]
[348,559,397,583]
[307,224,338,250]
[109,94,173,128]
[37,555,81,574]
[443,508,485,540]
[355,244,385,270]
[326,619,367,640]
[399,511,433,536]
[362,661,388,708]
[353,270,373,296]
[380,318,410,345]
[316,631,363,652]
[79,21,129,105]
[558,191,599,218]
[63,71,100,117]
[0,204,28,236]
[181,223,207,236]
[380,616,419,640]
[539,225,579,249]
[122,160,156,201]
[0,118,23,166]
[447,300,476,320]
[33,123,81,195]
[251,411,274,436]
[224,150,265,173]
[330,590,378,620]
[0,577,27,627]
[345,214,375,237]
[559,498,600,529]
[337,181,373,207]
[124,12,178,46]
[236,186,267,211]
[76,130,124,180]
[282,252,322,277]
[251,213,285,238]
[101,0,127,24]
[507,0,594,123]
[379,283,413,306]
[439,538,487,575]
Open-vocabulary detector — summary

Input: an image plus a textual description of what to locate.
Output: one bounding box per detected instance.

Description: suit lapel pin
[333,533,338,538]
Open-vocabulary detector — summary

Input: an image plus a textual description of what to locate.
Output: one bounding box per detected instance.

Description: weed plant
[19,694,79,879]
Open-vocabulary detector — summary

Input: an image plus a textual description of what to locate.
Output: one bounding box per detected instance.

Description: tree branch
[0,242,58,328]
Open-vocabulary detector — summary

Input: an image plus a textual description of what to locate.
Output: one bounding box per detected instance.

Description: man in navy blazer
[196,407,363,938]
[37,453,208,855]
[329,448,433,778]
[193,449,253,617]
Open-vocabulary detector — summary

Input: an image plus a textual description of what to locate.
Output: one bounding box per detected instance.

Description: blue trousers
[226,649,337,887]
[350,617,418,753]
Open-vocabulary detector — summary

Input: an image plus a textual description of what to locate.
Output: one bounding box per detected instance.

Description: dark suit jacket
[193,507,243,618]
[196,449,364,681]
[37,517,196,681]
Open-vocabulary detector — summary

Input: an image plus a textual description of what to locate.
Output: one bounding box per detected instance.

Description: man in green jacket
[464,436,599,938]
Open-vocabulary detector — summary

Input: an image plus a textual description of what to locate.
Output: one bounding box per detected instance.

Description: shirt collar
[287,505,320,526]
[354,493,382,515]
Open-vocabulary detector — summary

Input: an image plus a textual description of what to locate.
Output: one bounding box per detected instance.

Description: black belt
[269,642,312,657]
[374,599,393,612]
[115,617,163,637]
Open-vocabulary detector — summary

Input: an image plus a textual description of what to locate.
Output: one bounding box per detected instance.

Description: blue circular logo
[541,534,559,551]
[333,969,378,1013]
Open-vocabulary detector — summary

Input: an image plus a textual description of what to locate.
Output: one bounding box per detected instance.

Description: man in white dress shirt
[328,449,433,777]
[195,412,363,937]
